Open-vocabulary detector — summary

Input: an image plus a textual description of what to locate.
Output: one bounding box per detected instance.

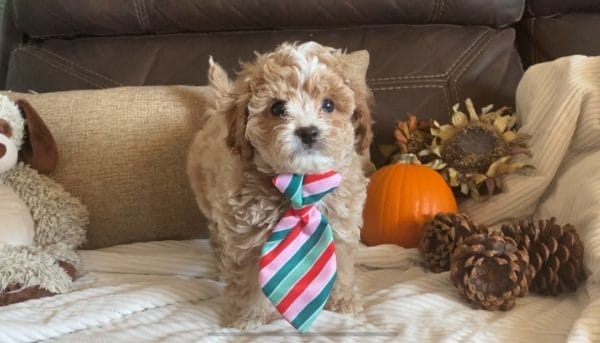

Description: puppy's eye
[270,100,287,117]
[321,99,335,113]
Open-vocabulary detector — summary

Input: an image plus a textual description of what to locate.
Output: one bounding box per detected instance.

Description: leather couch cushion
[526,0,600,16]
[4,86,208,249]
[518,13,600,66]
[6,25,523,166]
[14,0,525,38]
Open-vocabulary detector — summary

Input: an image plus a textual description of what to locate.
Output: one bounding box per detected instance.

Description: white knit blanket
[1,56,599,342]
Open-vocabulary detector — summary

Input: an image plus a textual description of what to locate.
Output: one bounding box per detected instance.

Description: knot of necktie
[272,171,342,209]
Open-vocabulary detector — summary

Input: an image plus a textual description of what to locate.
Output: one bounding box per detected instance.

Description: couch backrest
[5,26,524,166]
[13,0,524,39]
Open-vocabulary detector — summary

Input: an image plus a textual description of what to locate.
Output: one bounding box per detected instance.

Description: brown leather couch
[518,0,600,67]
[0,0,596,165]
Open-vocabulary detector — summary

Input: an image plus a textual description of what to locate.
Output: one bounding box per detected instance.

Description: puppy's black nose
[295,125,320,147]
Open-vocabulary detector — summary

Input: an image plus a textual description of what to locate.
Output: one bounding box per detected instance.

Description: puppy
[187,41,373,329]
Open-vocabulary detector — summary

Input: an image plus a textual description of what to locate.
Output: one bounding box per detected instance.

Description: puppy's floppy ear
[16,99,59,174]
[208,56,231,99]
[224,88,253,160]
[208,57,253,160]
[339,50,374,155]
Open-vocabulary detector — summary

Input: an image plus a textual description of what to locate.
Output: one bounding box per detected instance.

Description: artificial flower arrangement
[381,98,532,201]
[362,98,587,310]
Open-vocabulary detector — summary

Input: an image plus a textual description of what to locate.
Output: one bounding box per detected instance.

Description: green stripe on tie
[302,191,330,205]
[267,229,293,242]
[294,273,337,333]
[284,175,303,206]
[262,241,277,253]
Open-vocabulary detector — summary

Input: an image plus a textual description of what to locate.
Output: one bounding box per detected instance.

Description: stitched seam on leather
[371,84,449,112]
[428,0,439,23]
[140,0,150,28]
[146,0,152,27]
[16,49,104,88]
[366,31,488,82]
[133,0,144,29]
[19,49,105,88]
[11,0,25,37]
[433,0,441,21]
[439,0,446,19]
[530,18,537,63]
[26,47,124,86]
[451,32,494,102]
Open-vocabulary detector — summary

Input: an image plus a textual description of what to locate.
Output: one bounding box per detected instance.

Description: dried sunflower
[424,99,533,200]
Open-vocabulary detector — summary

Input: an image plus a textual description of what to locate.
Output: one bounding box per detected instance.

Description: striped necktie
[259,170,341,333]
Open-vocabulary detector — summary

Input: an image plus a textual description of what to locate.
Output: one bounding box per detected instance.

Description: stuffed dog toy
[0,95,88,306]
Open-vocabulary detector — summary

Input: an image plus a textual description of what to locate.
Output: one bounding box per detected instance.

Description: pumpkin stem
[392,153,422,165]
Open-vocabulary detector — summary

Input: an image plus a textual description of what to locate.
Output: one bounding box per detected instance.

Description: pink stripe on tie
[302,173,342,197]
[274,174,293,193]
[281,254,337,320]
[273,213,300,233]
[258,207,321,287]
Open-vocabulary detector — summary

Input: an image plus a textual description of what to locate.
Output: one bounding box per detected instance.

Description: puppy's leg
[221,243,276,329]
[206,221,224,278]
[326,228,363,315]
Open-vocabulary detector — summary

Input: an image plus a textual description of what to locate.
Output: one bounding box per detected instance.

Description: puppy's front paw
[325,290,363,315]
[225,307,275,330]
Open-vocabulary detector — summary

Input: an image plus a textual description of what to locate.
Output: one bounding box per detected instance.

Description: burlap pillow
[4,86,209,248]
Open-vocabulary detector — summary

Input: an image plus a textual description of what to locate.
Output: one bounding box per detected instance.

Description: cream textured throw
[462,55,600,227]
[0,56,599,342]
[463,55,600,340]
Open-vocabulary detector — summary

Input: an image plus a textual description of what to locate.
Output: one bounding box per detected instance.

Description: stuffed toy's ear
[15,99,58,174]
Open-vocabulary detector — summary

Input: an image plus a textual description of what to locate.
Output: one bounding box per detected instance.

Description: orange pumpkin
[362,154,458,248]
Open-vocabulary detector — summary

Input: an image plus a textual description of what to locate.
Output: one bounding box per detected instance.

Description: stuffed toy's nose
[0,134,18,174]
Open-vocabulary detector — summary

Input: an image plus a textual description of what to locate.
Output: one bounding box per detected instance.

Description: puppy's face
[210,42,373,174]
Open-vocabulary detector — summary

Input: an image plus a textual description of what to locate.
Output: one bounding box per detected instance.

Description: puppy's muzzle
[295,125,320,148]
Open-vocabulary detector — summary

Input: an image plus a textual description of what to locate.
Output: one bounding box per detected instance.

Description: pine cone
[419,212,484,272]
[500,221,537,285]
[502,218,587,295]
[501,220,535,251]
[450,233,530,311]
[531,218,586,295]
